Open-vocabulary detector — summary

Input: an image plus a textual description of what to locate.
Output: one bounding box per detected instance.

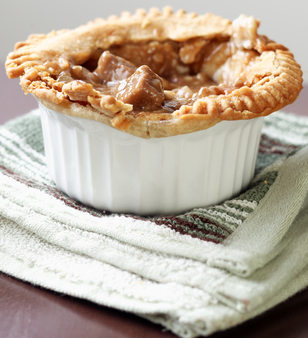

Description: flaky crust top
[5,7,303,138]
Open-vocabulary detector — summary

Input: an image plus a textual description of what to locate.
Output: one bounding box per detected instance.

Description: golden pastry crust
[5,8,303,138]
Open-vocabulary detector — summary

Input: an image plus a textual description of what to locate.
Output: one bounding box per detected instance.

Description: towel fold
[0,109,308,337]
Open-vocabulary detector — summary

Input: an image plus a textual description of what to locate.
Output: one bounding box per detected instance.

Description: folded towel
[0,109,308,337]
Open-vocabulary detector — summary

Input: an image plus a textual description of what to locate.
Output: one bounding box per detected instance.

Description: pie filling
[55,38,260,115]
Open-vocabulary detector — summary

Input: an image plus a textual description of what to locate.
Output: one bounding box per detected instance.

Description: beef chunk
[94,51,136,84]
[115,65,164,111]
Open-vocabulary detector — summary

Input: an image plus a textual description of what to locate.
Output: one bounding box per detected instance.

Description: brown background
[1,65,308,338]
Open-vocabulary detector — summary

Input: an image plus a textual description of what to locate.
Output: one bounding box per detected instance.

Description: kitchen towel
[0,109,308,337]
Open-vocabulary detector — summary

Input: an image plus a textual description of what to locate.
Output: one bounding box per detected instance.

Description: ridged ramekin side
[39,103,263,215]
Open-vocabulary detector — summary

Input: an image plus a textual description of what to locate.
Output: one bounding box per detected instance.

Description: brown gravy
[57,40,236,114]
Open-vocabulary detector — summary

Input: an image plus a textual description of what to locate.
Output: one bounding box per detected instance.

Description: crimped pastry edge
[5,7,303,138]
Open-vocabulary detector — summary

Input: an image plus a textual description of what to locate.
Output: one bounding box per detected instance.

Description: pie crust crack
[5,8,303,138]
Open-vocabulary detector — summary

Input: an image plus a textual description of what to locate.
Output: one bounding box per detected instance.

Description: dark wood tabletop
[1,64,308,338]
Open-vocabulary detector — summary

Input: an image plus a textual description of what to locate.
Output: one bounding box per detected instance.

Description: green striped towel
[0,109,308,337]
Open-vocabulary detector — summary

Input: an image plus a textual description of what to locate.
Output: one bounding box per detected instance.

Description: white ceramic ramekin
[38,102,264,215]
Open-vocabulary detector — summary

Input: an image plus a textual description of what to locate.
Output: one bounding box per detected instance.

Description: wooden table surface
[1,65,308,338]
